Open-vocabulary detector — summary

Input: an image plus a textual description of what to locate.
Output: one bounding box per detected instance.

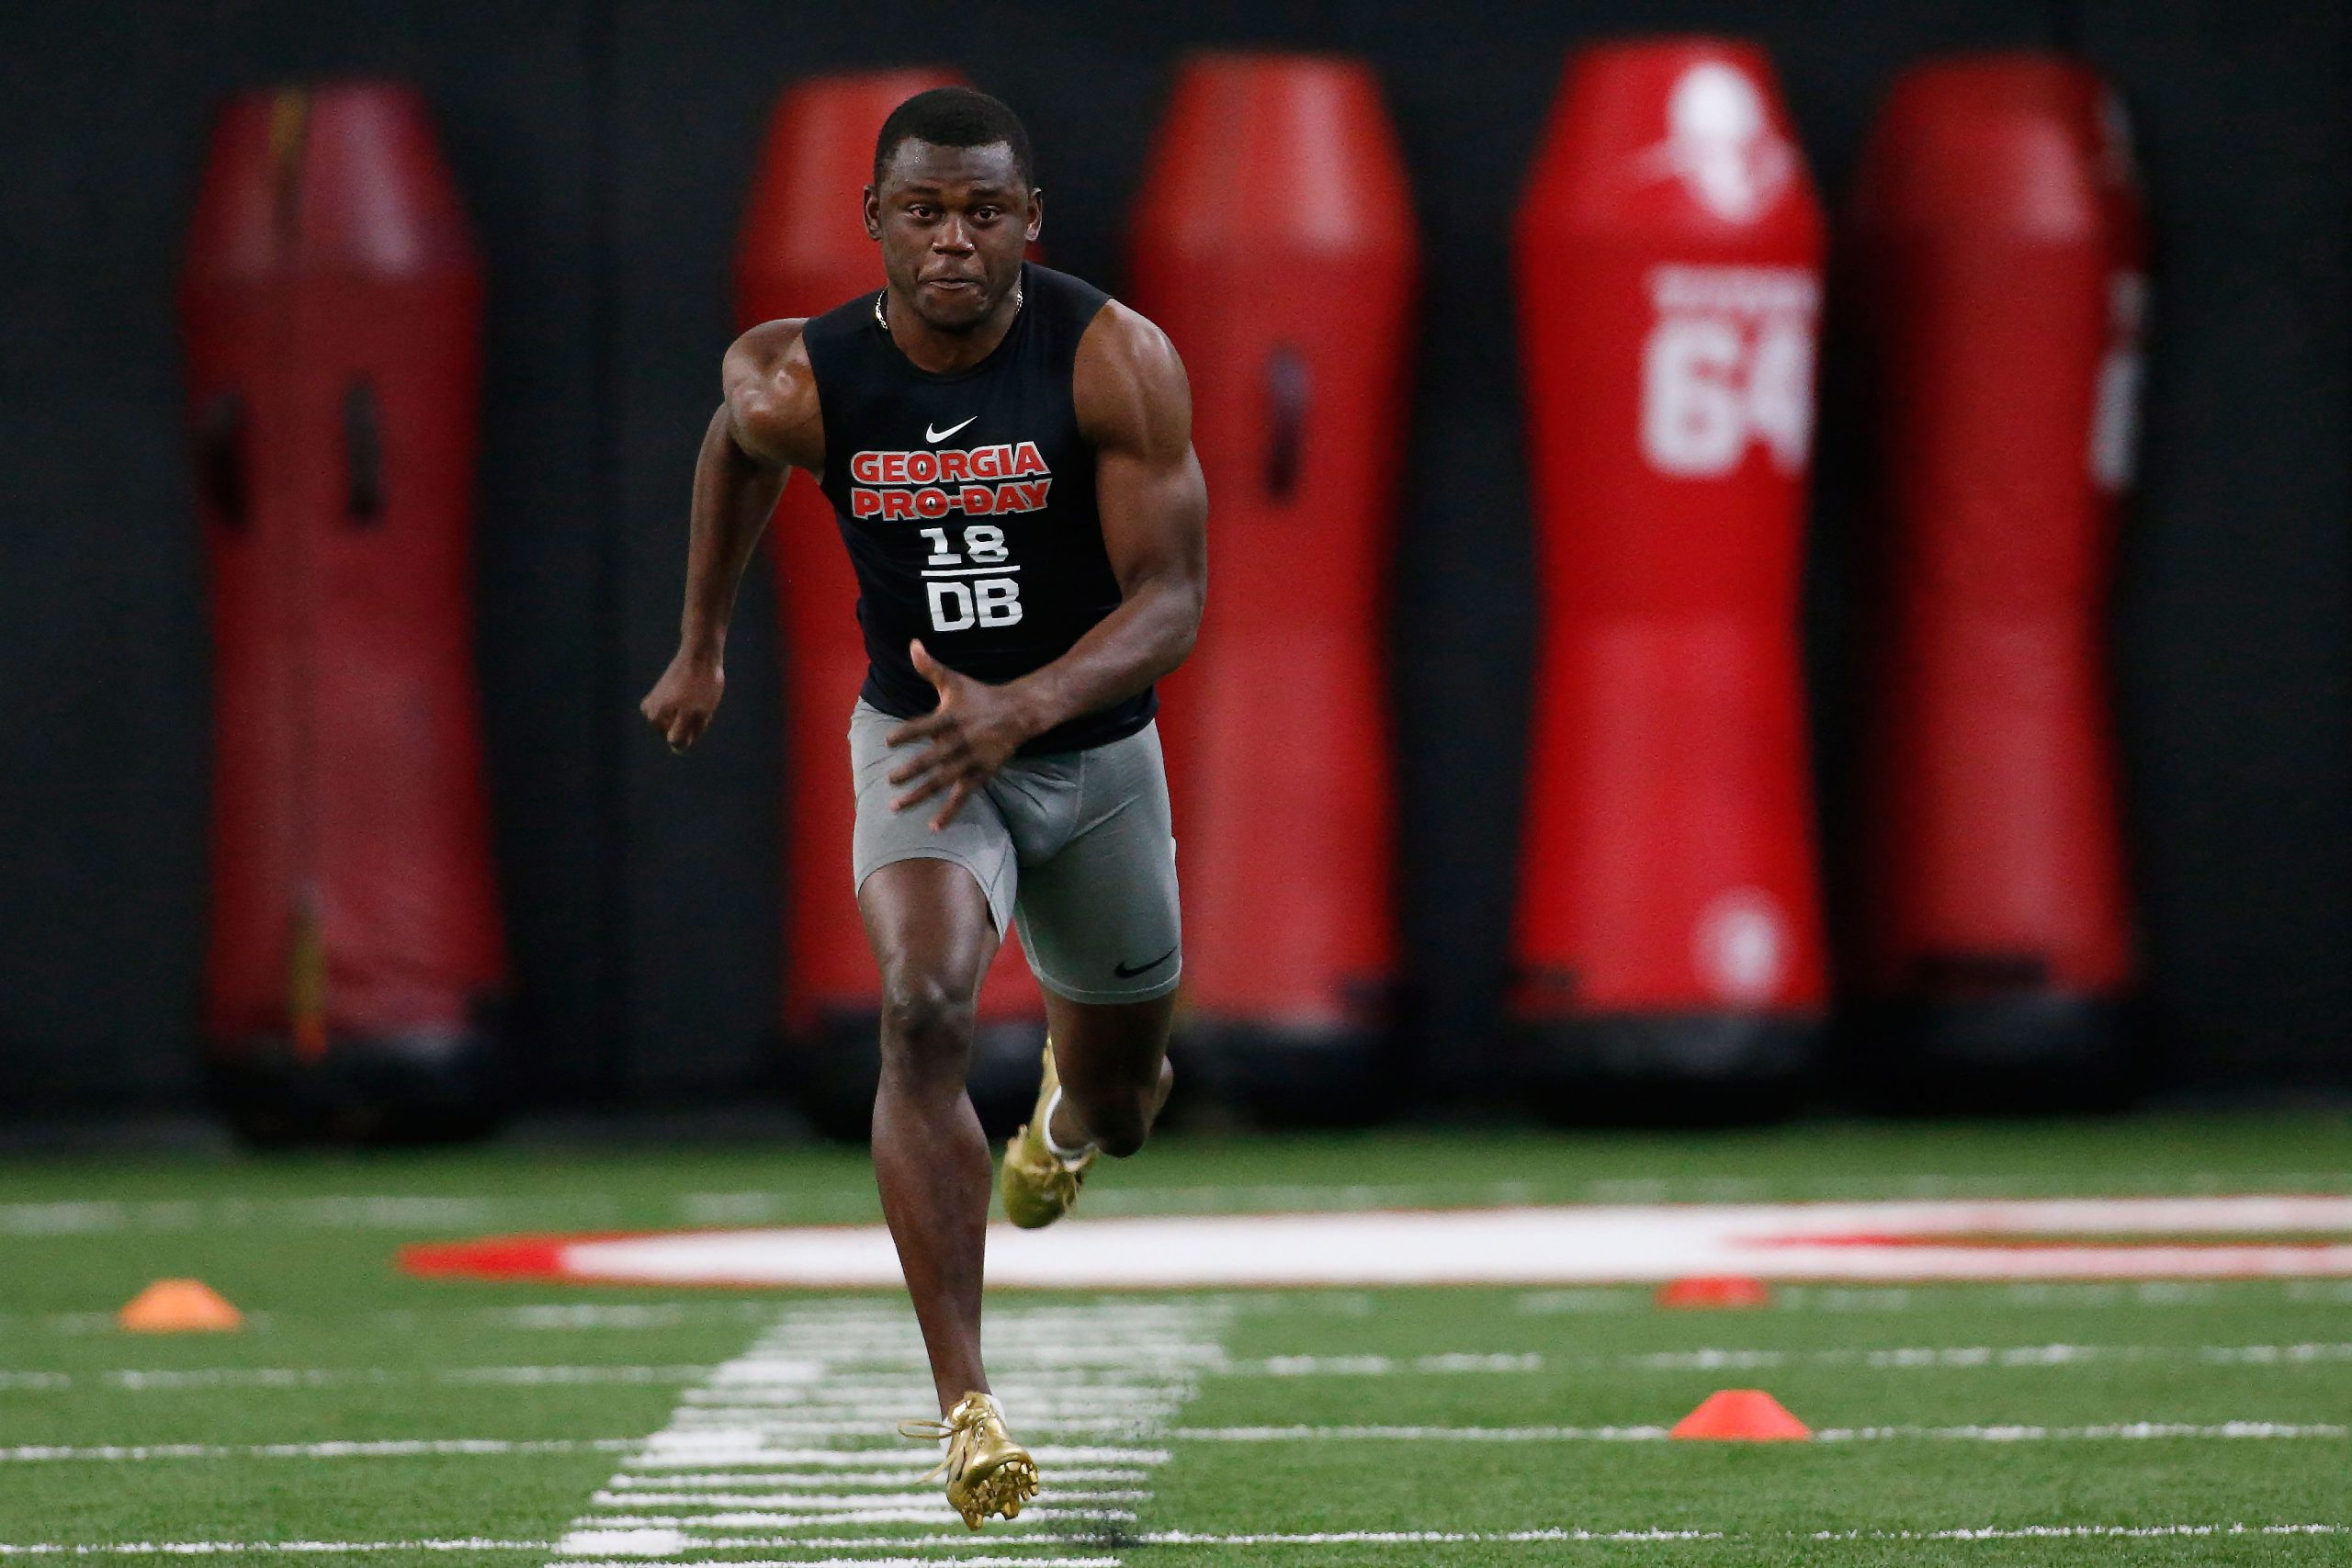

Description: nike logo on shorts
[925,415,978,443]
[1114,945,1178,980]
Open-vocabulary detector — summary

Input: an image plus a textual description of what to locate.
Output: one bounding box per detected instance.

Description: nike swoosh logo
[1113,945,1179,980]
[925,416,978,444]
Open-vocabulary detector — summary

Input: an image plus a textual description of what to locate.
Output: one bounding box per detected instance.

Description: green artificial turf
[0,1112,2346,1564]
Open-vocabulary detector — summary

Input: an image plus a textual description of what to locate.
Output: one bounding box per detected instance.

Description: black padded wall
[0,0,2342,1109]
[0,0,617,1104]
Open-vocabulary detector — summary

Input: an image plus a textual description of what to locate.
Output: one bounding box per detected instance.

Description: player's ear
[1024,186,1044,245]
[862,184,882,242]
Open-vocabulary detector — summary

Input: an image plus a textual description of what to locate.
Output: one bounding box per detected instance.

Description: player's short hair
[873,86,1035,191]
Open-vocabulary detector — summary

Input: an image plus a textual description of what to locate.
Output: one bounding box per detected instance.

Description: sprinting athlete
[639,87,1207,1528]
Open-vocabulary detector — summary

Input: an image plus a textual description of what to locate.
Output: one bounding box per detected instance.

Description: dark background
[1,0,2343,1112]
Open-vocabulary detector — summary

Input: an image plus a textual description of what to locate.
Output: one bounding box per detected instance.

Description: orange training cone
[1670,1389,1810,1440]
[119,1279,244,1333]
[1657,1274,1773,1309]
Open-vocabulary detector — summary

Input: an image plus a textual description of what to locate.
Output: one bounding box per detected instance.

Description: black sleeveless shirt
[802,262,1155,756]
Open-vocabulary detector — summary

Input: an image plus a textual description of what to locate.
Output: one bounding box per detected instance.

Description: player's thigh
[851,699,1016,1021]
[1012,722,1182,1024]
[857,858,1001,1017]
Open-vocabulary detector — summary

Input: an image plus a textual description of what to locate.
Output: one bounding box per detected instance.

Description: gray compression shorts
[849,699,1182,1005]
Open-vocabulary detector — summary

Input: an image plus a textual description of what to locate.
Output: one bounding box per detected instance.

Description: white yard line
[1816,1423,2352,1441]
[13,1339,2350,1394]
[0,1438,639,1462]
[546,1300,1229,1566]
[591,1489,1152,1506]
[1169,1422,2351,1442]
[1085,1524,2352,1545]
[8,1523,2346,1555]
[558,1559,1121,1567]
[1842,1524,2351,1540]
[1241,1341,2352,1376]
[623,1444,1165,1472]
[1175,1425,1676,1442]
[17,1416,2338,1466]
[599,1469,1150,1487]
[0,1196,620,1235]
[0,1544,552,1557]
[654,1522,2352,1546]
[0,1194,873,1238]
[13,1276,2352,1339]
[1023,1172,2352,1213]
[1518,1279,2352,1313]
[0,1366,708,1392]
[0,1301,791,1337]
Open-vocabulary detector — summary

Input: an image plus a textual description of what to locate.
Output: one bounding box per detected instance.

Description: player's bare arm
[884,301,1207,827]
[638,319,825,753]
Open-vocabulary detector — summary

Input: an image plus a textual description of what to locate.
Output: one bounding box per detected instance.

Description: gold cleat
[899,1389,1040,1529]
[1001,1042,1097,1230]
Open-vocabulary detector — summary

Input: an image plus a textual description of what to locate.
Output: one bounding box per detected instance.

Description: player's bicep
[1097,439,1206,594]
[1081,306,1206,594]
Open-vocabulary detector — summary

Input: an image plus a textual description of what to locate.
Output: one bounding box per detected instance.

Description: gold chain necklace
[874,279,1024,332]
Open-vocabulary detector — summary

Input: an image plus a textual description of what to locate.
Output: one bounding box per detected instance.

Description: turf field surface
[1,1113,2347,1565]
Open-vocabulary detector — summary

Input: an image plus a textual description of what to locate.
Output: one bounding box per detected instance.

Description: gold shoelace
[899,1411,975,1482]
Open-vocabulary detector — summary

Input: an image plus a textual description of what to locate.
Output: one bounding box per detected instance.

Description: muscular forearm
[679,403,788,661]
[1003,574,1202,738]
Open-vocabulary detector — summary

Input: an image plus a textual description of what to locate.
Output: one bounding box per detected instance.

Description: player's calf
[1057,1055,1173,1157]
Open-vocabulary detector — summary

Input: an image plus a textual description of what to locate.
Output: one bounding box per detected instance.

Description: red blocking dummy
[1129,54,1417,1122]
[1510,41,1828,1121]
[182,85,507,1144]
[1846,58,2147,1108]
[735,71,1047,1139]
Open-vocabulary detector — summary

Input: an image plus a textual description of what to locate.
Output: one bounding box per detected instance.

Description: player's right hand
[640,651,725,754]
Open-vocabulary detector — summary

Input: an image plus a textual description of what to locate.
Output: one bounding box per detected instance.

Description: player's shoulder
[726,318,818,395]
[724,318,822,467]
[1023,263,1165,362]
[1084,294,1175,355]
[1077,294,1185,385]
[729,315,808,369]
[1074,298,1189,454]
[736,286,877,369]
[1076,297,1185,392]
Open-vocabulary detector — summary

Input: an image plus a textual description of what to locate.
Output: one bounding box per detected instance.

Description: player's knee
[876,973,975,1074]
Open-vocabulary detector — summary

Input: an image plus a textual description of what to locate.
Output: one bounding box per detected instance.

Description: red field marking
[400,1235,577,1279]
[1657,1275,1773,1308]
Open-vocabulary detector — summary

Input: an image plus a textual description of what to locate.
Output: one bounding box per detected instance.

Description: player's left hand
[886,640,1039,830]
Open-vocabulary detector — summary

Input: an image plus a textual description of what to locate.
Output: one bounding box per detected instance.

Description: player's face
[866,140,1040,333]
